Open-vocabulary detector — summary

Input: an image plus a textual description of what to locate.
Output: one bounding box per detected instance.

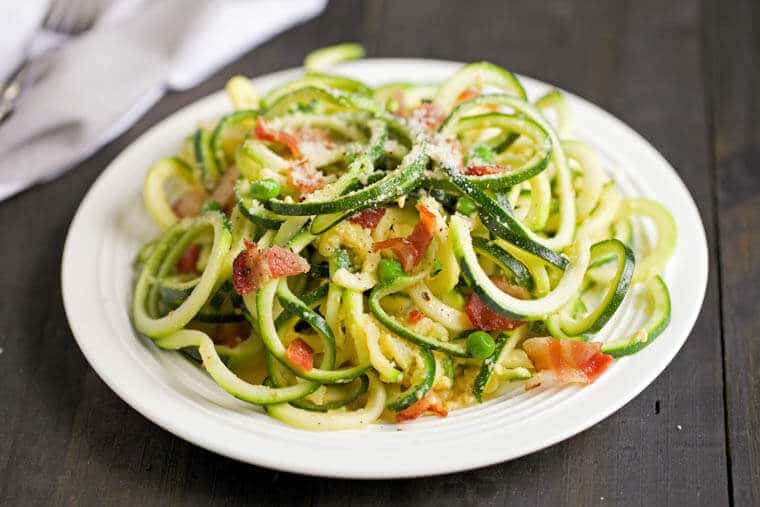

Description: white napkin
[0,0,327,201]
[0,1,49,82]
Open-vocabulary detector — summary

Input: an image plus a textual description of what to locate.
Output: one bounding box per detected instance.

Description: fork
[0,0,112,123]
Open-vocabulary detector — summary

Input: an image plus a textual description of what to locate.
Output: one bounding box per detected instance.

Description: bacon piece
[408,103,446,132]
[375,239,418,272]
[373,204,437,272]
[172,188,208,218]
[263,245,310,279]
[232,245,258,295]
[465,164,512,176]
[232,241,310,295]
[176,244,201,274]
[396,392,448,422]
[522,337,614,390]
[287,160,325,195]
[347,207,386,229]
[464,275,527,331]
[455,87,480,104]
[465,294,523,331]
[209,167,240,212]
[254,118,302,158]
[408,309,424,324]
[286,338,314,371]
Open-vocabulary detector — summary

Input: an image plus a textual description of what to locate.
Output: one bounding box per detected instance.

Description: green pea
[456,196,478,215]
[468,144,496,165]
[201,199,223,213]
[249,178,280,200]
[466,331,496,359]
[377,258,404,283]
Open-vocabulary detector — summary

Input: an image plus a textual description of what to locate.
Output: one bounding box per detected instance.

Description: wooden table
[1,0,756,504]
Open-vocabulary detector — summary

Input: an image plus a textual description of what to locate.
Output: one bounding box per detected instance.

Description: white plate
[62,59,708,479]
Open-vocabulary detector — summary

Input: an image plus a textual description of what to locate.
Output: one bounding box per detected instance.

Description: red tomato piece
[254,118,302,158]
[176,244,201,274]
[408,309,424,324]
[580,350,614,382]
[396,392,448,422]
[347,207,386,229]
[522,337,614,389]
[286,338,314,371]
[373,203,437,271]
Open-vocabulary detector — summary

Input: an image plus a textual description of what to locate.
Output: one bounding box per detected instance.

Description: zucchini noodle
[131,45,677,430]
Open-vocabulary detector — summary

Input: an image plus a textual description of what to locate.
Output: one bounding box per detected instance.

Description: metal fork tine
[0,0,110,124]
[45,0,70,33]
[44,0,111,35]
[76,0,98,33]
[42,0,65,31]
[60,0,83,34]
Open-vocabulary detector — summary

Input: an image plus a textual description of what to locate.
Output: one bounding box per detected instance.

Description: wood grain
[0,0,746,505]
[705,0,760,504]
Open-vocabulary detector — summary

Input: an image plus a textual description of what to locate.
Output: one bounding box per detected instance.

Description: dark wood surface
[0,0,755,505]
[706,0,760,505]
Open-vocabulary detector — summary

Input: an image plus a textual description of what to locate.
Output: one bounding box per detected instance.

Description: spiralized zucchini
[132,44,677,430]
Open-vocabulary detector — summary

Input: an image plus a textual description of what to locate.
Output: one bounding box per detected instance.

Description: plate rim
[61,58,709,479]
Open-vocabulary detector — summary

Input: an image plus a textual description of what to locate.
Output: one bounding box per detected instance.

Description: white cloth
[0,0,327,200]
[0,1,48,82]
